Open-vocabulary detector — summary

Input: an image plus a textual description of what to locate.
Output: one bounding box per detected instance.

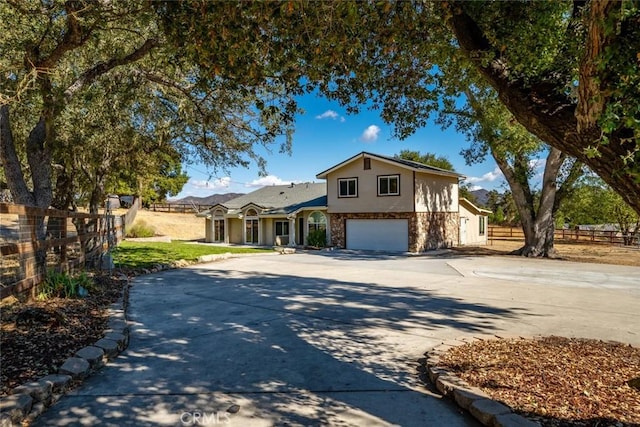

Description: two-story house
[198,151,489,251]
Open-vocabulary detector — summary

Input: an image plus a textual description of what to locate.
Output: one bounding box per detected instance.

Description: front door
[245,219,259,244]
[460,217,467,245]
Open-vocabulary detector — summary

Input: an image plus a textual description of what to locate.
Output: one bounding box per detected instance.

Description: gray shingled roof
[218,182,326,215]
[316,151,463,179]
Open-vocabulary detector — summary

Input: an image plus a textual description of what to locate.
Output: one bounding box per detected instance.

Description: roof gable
[459,197,492,215]
[316,151,464,179]
[202,182,326,216]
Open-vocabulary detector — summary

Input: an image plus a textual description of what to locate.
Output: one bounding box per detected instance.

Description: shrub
[307,229,327,248]
[126,220,156,238]
[37,271,94,300]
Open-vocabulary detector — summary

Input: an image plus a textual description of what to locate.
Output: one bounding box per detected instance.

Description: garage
[345,219,409,252]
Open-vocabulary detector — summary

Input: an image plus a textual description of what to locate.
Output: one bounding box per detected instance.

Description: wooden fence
[0,198,139,299]
[150,203,212,213]
[488,225,635,246]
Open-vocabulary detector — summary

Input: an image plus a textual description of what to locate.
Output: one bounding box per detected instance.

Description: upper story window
[378,175,400,196]
[338,178,358,198]
[364,158,371,170]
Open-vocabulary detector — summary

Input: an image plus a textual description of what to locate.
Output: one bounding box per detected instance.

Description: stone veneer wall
[414,212,459,251]
[329,212,459,252]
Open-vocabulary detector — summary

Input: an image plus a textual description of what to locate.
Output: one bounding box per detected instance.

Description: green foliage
[126,220,156,238]
[113,241,271,269]
[557,176,640,229]
[37,271,94,300]
[484,190,519,226]
[396,150,454,171]
[306,229,327,248]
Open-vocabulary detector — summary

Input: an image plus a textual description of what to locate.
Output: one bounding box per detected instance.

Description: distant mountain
[470,189,491,207]
[170,193,244,206]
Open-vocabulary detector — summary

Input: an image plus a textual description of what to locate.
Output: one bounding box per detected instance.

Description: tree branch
[443,1,578,152]
[64,38,160,101]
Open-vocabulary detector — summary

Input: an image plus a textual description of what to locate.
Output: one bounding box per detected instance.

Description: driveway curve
[34,252,640,426]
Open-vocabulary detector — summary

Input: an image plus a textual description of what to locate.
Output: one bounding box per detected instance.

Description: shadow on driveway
[36,264,534,426]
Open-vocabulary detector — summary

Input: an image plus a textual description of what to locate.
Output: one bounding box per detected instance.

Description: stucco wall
[228,218,243,244]
[459,203,488,246]
[329,211,459,252]
[326,157,415,213]
[414,174,459,213]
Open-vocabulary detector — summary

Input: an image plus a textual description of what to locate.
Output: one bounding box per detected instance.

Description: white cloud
[315,109,346,122]
[529,158,545,170]
[189,177,231,190]
[315,110,338,120]
[245,175,300,188]
[465,167,504,184]
[468,185,483,191]
[360,125,381,142]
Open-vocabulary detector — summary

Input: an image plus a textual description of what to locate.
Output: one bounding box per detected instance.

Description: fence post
[60,215,67,266]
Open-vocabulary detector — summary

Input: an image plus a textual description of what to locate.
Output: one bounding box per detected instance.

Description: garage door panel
[346,219,408,252]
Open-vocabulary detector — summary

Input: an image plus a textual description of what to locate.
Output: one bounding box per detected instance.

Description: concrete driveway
[35,251,640,426]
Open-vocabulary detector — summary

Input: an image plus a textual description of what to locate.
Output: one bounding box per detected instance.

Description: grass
[113,241,271,269]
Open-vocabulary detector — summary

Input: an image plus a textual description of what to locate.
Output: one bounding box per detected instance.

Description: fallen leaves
[0,275,125,397]
[438,336,640,426]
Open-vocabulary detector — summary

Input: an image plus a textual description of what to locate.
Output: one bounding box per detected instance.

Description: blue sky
[174,93,506,199]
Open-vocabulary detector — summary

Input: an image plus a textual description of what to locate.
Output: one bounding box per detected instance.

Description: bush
[307,229,327,248]
[37,271,95,300]
[126,220,156,238]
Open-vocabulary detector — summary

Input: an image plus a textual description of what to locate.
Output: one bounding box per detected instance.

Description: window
[479,216,486,236]
[364,158,371,170]
[213,220,225,242]
[213,209,225,242]
[245,208,259,244]
[275,220,289,237]
[378,175,399,196]
[338,178,358,198]
[308,211,327,233]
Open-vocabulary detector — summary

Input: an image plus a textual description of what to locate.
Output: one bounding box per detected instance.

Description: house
[458,198,491,246]
[198,151,490,251]
[197,182,327,247]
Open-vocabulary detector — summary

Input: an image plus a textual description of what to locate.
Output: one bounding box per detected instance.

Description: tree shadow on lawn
[36,267,538,426]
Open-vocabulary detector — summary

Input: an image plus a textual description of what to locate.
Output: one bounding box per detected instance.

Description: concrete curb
[0,276,131,427]
[424,336,540,427]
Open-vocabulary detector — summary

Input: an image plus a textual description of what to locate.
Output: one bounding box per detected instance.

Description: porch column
[288,214,296,247]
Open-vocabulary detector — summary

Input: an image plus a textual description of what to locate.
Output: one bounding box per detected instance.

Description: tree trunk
[493,148,567,258]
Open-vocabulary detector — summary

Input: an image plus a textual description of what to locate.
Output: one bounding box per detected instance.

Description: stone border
[0,275,131,427]
[423,337,539,427]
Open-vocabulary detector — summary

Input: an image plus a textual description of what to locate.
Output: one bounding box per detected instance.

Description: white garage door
[346,219,409,252]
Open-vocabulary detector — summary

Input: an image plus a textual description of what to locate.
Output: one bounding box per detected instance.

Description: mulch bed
[0,274,126,397]
[438,336,640,426]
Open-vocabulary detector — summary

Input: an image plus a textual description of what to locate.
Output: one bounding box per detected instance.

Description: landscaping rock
[494,413,540,427]
[103,331,128,351]
[435,373,468,396]
[75,346,105,369]
[25,402,46,423]
[453,387,490,410]
[11,379,52,403]
[469,399,511,426]
[427,365,449,384]
[58,357,90,379]
[0,393,33,422]
[94,338,119,358]
[106,317,129,335]
[40,374,72,394]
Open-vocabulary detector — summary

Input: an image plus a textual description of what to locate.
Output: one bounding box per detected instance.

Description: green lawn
[113,241,271,269]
